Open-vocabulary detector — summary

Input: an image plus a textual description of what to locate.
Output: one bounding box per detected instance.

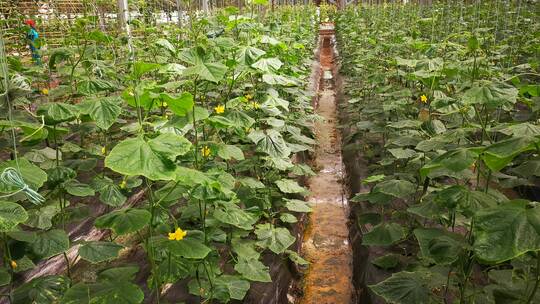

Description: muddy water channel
[300,23,354,304]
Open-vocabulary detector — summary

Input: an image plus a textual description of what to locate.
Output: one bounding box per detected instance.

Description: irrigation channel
[300,23,354,304]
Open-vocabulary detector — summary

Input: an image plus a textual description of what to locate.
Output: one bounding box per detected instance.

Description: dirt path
[300,23,353,304]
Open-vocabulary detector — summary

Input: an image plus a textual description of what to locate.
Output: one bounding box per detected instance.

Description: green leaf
[92,176,127,207]
[363,222,407,246]
[0,158,47,193]
[362,174,386,184]
[166,237,212,259]
[78,97,122,130]
[214,201,257,230]
[78,241,124,263]
[31,229,70,258]
[132,61,160,78]
[220,275,250,300]
[280,213,298,223]
[373,180,415,199]
[251,57,283,72]
[105,134,191,181]
[414,228,465,264]
[286,250,309,265]
[371,254,400,270]
[162,92,194,117]
[232,238,260,259]
[275,179,307,194]
[217,144,244,160]
[236,46,266,65]
[370,271,441,304]
[62,280,144,304]
[284,199,312,212]
[25,204,60,229]
[37,102,78,124]
[0,268,11,286]
[94,208,151,235]
[420,148,478,178]
[388,148,417,159]
[64,180,95,197]
[482,136,536,172]
[0,201,28,232]
[462,82,518,108]
[473,201,540,263]
[262,73,298,86]
[8,230,37,243]
[12,275,70,304]
[234,257,272,282]
[238,177,265,189]
[248,129,291,158]
[183,62,227,83]
[255,223,295,254]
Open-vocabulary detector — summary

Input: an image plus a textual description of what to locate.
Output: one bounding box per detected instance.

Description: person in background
[24,19,41,64]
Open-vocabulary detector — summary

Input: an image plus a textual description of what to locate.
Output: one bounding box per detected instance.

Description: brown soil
[300,23,354,304]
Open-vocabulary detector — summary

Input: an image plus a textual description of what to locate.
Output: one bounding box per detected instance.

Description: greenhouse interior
[0,0,539,303]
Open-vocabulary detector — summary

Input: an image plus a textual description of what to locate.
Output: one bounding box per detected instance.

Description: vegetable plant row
[336,2,540,304]
[0,4,318,303]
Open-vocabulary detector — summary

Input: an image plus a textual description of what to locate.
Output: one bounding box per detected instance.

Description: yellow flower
[201,146,211,157]
[41,88,49,95]
[10,260,17,269]
[162,102,168,107]
[420,94,428,103]
[119,179,127,189]
[252,102,260,109]
[245,94,253,100]
[168,227,187,241]
[214,104,225,114]
[101,146,107,155]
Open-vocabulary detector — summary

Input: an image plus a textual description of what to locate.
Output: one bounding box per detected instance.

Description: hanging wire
[0,24,45,205]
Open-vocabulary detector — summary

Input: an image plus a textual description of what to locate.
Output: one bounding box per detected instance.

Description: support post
[117,0,134,60]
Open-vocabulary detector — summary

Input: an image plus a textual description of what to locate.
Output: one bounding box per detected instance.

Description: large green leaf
[255,223,295,254]
[94,208,151,235]
[284,199,312,212]
[462,82,518,108]
[420,148,478,178]
[0,158,48,193]
[275,179,307,194]
[414,228,466,265]
[166,237,212,259]
[78,97,122,130]
[481,136,537,172]
[370,271,442,304]
[248,129,291,158]
[473,200,540,263]
[105,134,192,181]
[132,61,160,78]
[251,57,283,72]
[183,62,227,83]
[161,92,194,117]
[0,201,28,232]
[234,257,272,282]
[362,222,407,246]
[213,201,257,230]
[78,241,124,263]
[219,275,250,300]
[236,46,266,65]
[62,280,144,304]
[37,102,78,124]
[31,229,70,258]
[12,275,70,304]
[217,144,244,160]
[372,180,416,199]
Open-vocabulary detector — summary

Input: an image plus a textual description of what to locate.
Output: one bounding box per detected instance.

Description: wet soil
[300,23,354,304]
